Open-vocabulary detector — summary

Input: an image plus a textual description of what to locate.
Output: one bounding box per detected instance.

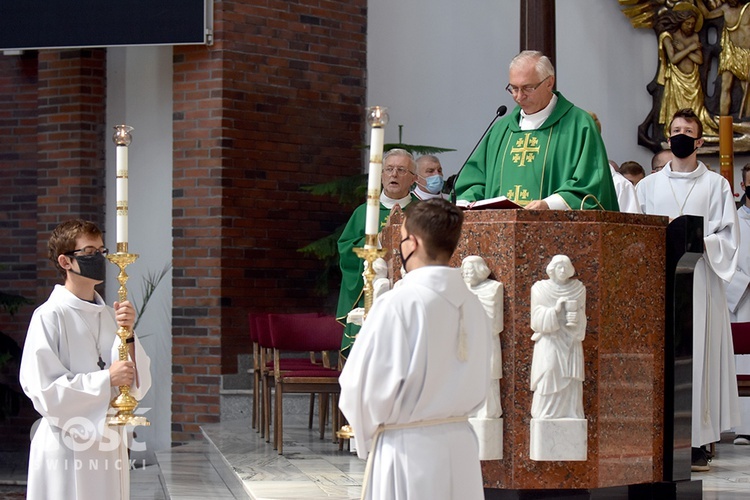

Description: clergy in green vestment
[337,149,419,360]
[455,50,619,211]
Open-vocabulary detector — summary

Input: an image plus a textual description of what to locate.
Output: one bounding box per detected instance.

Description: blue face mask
[423,174,445,194]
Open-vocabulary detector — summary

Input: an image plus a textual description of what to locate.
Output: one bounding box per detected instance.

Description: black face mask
[669,133,698,159]
[69,253,107,282]
[399,235,415,274]
[746,186,750,199]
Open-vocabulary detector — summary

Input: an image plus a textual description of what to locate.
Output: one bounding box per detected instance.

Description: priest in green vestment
[455,50,619,211]
[337,149,419,359]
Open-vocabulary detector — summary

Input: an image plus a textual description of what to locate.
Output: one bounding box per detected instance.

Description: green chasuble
[455,92,619,211]
[336,196,417,359]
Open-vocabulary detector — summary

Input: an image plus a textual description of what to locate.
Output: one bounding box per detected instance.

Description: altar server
[340,198,491,499]
[20,219,152,499]
[727,164,750,444]
[638,108,740,471]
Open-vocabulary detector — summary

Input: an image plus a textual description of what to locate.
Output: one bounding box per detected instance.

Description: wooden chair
[268,313,343,455]
[248,312,261,432]
[731,322,750,397]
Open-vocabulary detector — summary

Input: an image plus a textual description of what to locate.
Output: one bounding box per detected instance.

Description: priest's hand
[114,300,136,330]
[109,360,136,387]
[525,200,549,210]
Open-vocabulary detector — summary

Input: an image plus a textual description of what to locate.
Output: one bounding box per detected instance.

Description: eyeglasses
[64,246,109,257]
[383,167,414,176]
[505,75,551,96]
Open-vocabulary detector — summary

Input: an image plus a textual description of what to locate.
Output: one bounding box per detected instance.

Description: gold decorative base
[106,391,150,426]
[107,413,151,427]
[336,424,354,440]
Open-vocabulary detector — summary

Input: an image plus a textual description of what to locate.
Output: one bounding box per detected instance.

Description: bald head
[651,150,672,174]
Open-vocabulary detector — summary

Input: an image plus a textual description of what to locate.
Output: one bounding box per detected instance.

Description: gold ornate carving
[617,0,750,152]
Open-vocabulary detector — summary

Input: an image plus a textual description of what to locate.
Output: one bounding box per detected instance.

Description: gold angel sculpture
[618,0,750,152]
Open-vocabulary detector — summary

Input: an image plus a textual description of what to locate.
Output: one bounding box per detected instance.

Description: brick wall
[36,49,108,290]
[0,1,366,445]
[0,53,39,346]
[170,0,366,441]
[0,48,107,450]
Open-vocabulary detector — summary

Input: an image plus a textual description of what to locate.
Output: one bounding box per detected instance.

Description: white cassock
[20,285,152,500]
[727,206,750,322]
[727,205,750,433]
[339,266,491,500]
[610,165,641,214]
[637,162,740,446]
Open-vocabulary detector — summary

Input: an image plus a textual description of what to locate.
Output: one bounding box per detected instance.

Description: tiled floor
[0,450,166,500]
[195,416,364,499]
[698,435,750,500]
[164,417,750,499]
[4,419,750,499]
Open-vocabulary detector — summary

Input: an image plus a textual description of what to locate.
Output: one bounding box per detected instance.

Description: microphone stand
[450,105,508,204]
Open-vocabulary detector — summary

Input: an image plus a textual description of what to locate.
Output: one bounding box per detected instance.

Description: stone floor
[4,417,750,499]
[159,418,750,499]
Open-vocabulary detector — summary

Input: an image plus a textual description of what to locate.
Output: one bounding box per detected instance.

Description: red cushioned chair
[268,313,343,455]
[254,312,320,445]
[731,322,750,397]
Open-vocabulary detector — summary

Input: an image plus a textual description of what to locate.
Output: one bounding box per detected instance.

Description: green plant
[0,292,33,318]
[0,290,32,372]
[0,286,31,421]
[132,263,171,332]
[0,352,11,367]
[0,333,22,421]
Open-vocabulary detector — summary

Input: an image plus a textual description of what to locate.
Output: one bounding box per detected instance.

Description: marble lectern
[383,209,675,495]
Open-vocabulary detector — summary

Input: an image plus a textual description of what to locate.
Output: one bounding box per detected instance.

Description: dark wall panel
[0,1,209,50]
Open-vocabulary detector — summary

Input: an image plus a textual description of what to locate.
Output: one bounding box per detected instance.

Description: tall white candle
[113,125,133,251]
[116,145,128,245]
[363,107,389,249]
[364,127,384,246]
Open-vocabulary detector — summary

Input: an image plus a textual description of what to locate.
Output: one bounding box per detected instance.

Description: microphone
[450,105,508,204]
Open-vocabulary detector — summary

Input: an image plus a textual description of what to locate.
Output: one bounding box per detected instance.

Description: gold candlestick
[719,116,735,194]
[353,244,388,317]
[338,106,390,444]
[337,243,387,442]
[106,250,150,427]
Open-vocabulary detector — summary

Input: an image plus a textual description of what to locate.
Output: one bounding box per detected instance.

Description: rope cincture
[359,416,469,500]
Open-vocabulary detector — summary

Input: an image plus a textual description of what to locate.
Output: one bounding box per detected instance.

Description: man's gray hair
[510,50,555,80]
[416,154,440,164]
[383,148,416,170]
[416,154,440,173]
